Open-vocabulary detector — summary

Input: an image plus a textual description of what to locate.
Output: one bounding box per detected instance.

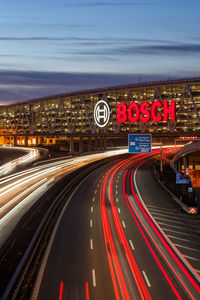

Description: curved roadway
[32,149,200,300]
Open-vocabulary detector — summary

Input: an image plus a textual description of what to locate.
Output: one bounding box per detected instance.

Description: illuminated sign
[129,134,151,153]
[117,101,176,123]
[94,100,110,128]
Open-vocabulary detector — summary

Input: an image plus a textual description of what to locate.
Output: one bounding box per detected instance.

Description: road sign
[128,134,151,153]
[176,173,191,184]
[189,207,197,214]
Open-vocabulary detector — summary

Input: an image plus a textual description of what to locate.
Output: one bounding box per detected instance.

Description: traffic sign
[176,173,191,184]
[189,207,197,214]
[128,134,151,153]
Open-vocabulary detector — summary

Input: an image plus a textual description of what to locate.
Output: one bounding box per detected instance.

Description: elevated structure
[0,77,200,153]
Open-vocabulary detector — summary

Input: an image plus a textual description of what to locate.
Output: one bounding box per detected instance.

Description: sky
[0,0,200,104]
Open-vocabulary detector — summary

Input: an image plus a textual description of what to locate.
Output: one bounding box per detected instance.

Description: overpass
[0,77,200,154]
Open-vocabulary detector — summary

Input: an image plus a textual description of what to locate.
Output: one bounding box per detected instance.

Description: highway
[0,149,127,245]
[31,148,200,300]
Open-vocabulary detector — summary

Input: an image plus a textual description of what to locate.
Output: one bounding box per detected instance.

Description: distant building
[0,77,200,152]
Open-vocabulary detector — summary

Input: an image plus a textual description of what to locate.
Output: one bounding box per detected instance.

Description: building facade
[0,77,200,151]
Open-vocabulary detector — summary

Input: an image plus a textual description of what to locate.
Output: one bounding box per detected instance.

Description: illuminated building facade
[0,77,200,153]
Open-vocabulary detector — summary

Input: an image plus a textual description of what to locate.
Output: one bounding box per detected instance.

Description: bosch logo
[94,100,110,128]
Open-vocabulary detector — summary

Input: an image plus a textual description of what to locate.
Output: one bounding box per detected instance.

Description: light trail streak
[0,178,47,215]
[0,178,54,225]
[0,166,61,199]
[130,169,200,296]
[100,156,151,300]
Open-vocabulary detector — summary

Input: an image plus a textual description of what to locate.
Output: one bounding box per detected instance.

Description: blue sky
[0,0,200,103]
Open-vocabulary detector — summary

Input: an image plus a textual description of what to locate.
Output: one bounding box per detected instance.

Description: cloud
[70,1,154,7]
[71,43,200,56]
[0,70,173,104]
[0,36,172,43]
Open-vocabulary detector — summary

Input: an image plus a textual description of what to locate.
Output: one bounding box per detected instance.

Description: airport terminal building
[0,77,200,152]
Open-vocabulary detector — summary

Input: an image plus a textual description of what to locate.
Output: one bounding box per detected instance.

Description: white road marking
[148,207,177,216]
[156,221,184,230]
[118,208,120,213]
[116,198,119,202]
[117,180,118,183]
[116,185,118,188]
[162,228,192,237]
[90,219,93,227]
[153,216,183,225]
[95,190,97,194]
[147,205,176,213]
[116,191,118,195]
[90,238,93,250]
[167,235,194,243]
[92,269,96,287]
[129,240,135,250]
[174,243,200,252]
[91,206,93,213]
[122,221,126,228]
[184,255,200,262]
[142,271,151,287]
[92,197,95,202]
[150,211,181,220]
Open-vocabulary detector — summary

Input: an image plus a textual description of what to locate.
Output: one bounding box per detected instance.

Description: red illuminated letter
[140,102,150,122]
[117,103,127,123]
[163,101,176,121]
[128,103,140,123]
[152,101,162,122]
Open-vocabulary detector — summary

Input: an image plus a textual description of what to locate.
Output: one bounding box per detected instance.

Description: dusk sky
[0,0,200,104]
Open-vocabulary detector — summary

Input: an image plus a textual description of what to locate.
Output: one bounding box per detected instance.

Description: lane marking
[116,191,118,195]
[95,190,97,194]
[150,211,182,220]
[92,269,96,287]
[31,165,99,300]
[122,221,126,228]
[129,240,135,250]
[92,197,95,202]
[142,271,151,287]
[153,216,183,225]
[90,219,93,228]
[146,205,176,213]
[118,208,121,213]
[91,206,93,213]
[90,238,93,250]
[162,228,193,237]
[148,208,177,216]
[116,185,118,188]
[156,221,184,230]
[174,243,200,252]
[183,255,200,262]
[116,198,119,202]
[167,235,197,243]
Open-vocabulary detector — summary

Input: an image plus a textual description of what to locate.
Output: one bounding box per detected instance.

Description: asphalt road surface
[32,149,200,300]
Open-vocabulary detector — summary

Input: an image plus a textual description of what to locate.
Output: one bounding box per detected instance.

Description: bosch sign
[117,101,176,123]
[94,100,176,127]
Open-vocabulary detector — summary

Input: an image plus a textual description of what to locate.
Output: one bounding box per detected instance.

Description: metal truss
[0,78,200,136]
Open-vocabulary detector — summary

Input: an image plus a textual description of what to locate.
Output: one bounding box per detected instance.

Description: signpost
[176,173,191,184]
[128,134,151,154]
